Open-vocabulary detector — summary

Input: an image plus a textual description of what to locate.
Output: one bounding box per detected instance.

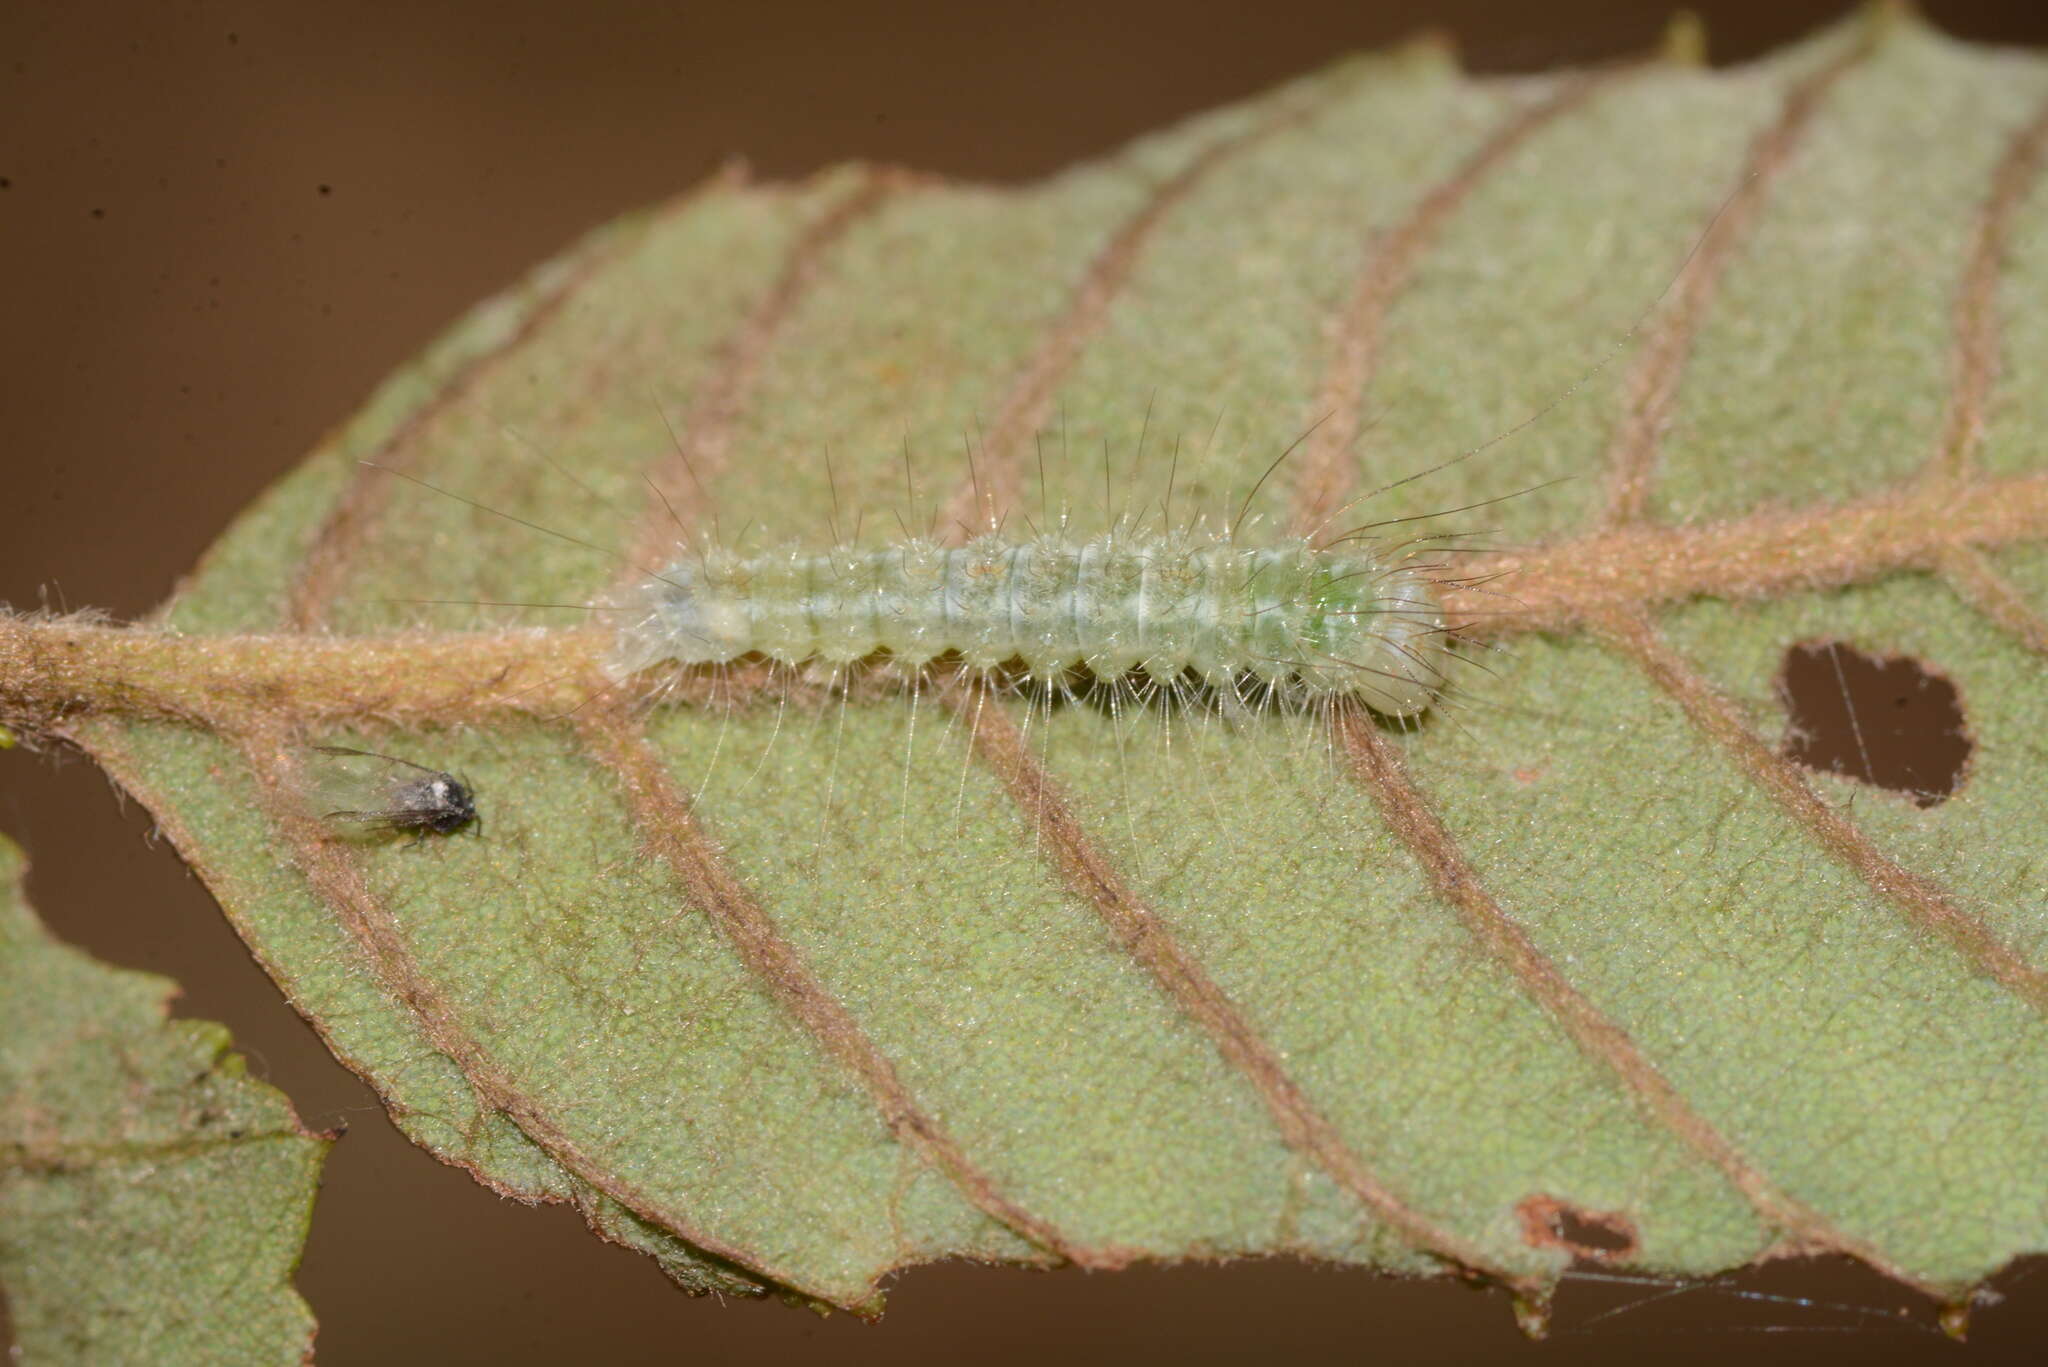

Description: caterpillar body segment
[613,530,1453,716]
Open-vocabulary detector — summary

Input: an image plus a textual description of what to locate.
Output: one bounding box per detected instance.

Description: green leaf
[3,5,2047,1334]
[0,837,327,1365]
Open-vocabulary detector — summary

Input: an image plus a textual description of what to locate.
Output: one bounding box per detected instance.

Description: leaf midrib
[7,467,2047,731]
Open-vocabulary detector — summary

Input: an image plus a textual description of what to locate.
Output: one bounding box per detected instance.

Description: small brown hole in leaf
[1515,1194,1637,1263]
[1775,640,1971,808]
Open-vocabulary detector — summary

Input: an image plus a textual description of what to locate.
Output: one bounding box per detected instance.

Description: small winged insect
[306,745,480,846]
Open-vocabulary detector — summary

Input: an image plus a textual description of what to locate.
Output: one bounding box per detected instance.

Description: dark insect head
[398,772,480,837]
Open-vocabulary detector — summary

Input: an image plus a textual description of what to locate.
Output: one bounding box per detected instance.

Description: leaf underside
[0,839,327,1365]
[28,6,2048,1328]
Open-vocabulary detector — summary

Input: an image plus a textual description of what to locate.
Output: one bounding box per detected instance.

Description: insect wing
[301,746,474,839]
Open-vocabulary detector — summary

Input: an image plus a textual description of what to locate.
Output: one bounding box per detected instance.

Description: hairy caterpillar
[610,525,1454,717]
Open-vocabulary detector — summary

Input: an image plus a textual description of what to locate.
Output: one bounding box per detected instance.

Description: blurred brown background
[5,2,2047,1362]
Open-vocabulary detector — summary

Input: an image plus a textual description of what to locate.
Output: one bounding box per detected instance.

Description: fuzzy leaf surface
[0,838,327,1365]
[8,10,2048,1322]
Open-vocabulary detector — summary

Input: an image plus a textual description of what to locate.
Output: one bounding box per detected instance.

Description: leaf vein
[1938,545,2048,655]
[282,164,750,631]
[947,679,1530,1292]
[1928,90,2048,487]
[575,708,1122,1281]
[1330,704,1941,1296]
[1597,28,1875,529]
[1926,90,2048,653]
[222,722,804,1301]
[618,166,918,585]
[942,92,1323,537]
[1593,608,2048,1023]
[1292,67,1623,535]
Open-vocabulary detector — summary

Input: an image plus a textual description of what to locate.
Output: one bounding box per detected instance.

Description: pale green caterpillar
[611,528,1453,716]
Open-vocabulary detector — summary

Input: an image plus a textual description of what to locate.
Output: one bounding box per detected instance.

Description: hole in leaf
[1515,1194,1638,1262]
[1775,640,1971,808]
